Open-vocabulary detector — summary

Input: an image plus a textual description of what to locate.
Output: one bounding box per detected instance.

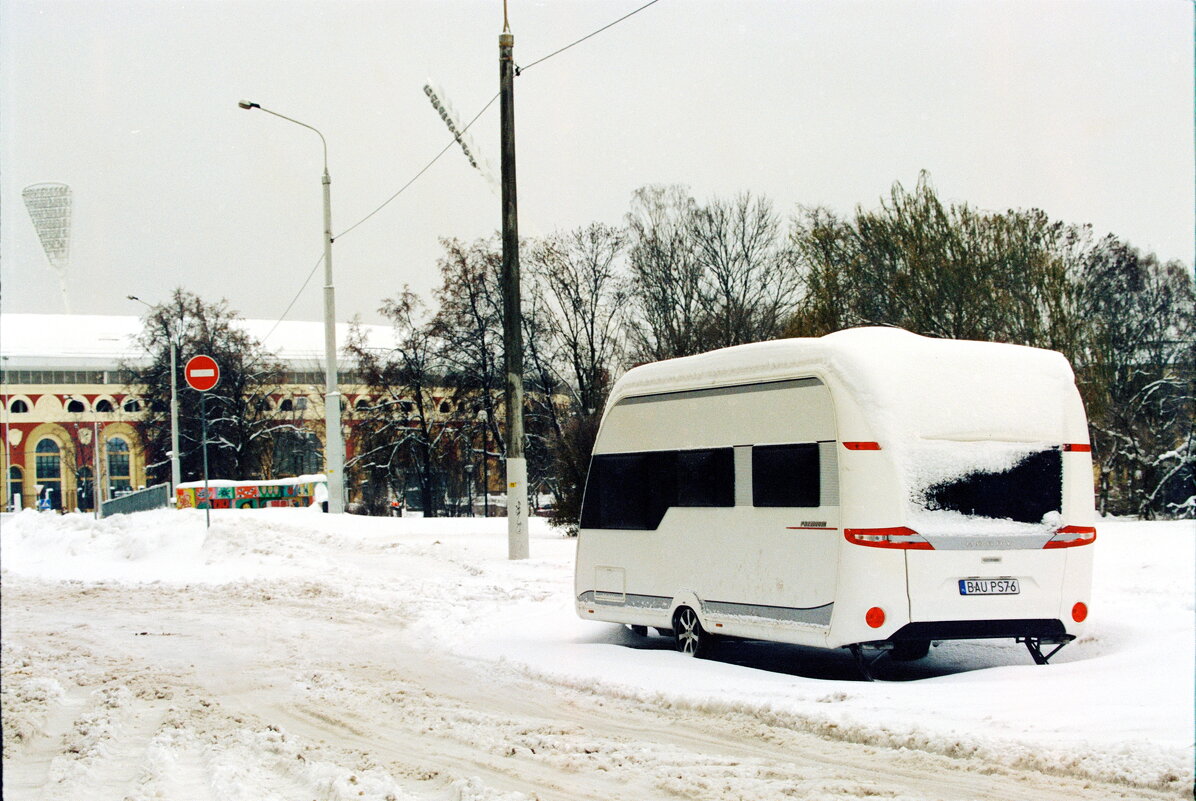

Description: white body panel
[575,329,1096,653]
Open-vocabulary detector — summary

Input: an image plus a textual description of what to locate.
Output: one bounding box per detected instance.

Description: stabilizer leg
[849,644,886,681]
[1018,636,1071,665]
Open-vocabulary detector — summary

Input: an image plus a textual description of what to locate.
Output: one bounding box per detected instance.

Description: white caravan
[574,328,1096,672]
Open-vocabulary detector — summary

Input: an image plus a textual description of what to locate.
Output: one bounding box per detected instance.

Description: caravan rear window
[920,448,1062,524]
[581,448,734,530]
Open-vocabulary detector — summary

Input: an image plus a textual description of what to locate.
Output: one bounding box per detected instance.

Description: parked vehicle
[574,328,1096,674]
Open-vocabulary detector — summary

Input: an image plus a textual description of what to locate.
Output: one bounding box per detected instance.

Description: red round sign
[184,354,220,392]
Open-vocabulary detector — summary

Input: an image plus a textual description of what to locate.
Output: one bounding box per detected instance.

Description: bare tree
[125,289,285,484]
[345,290,448,516]
[688,192,797,349]
[431,238,507,459]
[526,223,630,531]
[626,185,795,360]
[625,185,705,361]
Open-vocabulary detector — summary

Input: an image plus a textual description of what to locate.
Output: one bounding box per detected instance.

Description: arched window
[122,398,142,413]
[439,401,451,414]
[95,399,114,413]
[107,437,132,495]
[7,465,23,510]
[76,466,95,511]
[8,399,29,414]
[66,399,86,413]
[35,438,62,510]
[271,430,322,477]
[279,399,294,413]
[355,398,370,411]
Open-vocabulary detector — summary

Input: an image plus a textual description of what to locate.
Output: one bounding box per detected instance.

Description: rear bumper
[883,618,1071,643]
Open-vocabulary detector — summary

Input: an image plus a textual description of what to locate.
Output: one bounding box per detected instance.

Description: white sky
[2,0,1192,331]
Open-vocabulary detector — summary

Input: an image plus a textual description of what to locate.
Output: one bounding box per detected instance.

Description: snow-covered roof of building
[0,313,398,370]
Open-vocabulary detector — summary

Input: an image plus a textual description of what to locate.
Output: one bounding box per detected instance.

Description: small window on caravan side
[752,443,820,507]
[675,448,734,507]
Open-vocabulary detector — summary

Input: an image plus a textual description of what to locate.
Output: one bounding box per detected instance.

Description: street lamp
[238,100,345,514]
[128,295,181,494]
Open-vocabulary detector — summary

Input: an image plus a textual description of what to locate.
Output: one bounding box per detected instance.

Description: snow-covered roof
[0,313,397,370]
[609,327,1082,443]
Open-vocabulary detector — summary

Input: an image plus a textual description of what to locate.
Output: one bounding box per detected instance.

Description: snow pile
[2,509,1191,799]
[0,507,308,583]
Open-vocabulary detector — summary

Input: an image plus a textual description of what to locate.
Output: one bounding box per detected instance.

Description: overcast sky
[2,0,1192,338]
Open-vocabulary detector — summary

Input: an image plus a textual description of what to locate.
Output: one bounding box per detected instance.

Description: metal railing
[99,483,170,518]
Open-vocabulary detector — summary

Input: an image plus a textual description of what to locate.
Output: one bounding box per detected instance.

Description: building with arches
[0,313,422,512]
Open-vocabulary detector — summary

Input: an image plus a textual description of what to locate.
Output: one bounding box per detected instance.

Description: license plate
[958,578,1020,596]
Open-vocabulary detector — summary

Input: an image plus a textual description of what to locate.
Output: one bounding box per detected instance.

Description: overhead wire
[258,0,664,345]
[517,0,663,74]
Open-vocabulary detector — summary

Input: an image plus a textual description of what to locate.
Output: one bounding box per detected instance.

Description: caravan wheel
[673,607,711,658]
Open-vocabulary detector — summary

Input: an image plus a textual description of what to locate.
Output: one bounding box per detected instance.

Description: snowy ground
[1,508,1191,800]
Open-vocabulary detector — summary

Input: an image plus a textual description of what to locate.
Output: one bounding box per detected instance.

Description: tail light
[1044,525,1097,549]
[844,527,934,550]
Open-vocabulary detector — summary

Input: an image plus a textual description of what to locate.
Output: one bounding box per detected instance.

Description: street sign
[184,354,220,392]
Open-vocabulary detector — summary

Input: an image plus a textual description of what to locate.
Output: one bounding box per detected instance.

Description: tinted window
[580,448,733,530]
[753,443,820,507]
[581,451,674,530]
[921,448,1061,524]
[676,448,734,507]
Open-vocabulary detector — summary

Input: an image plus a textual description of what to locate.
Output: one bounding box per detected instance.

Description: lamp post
[128,295,181,494]
[238,100,344,514]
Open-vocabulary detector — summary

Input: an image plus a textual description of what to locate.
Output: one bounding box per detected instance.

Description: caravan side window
[752,443,820,507]
[675,448,734,507]
[581,448,733,530]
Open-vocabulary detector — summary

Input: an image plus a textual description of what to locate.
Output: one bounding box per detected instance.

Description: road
[2,575,1174,801]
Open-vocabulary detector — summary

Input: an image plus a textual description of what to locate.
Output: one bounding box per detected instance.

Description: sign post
[185,355,220,527]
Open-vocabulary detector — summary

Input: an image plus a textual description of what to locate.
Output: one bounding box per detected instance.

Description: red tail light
[1063,443,1092,452]
[1044,525,1097,549]
[844,527,934,550]
[843,441,882,450]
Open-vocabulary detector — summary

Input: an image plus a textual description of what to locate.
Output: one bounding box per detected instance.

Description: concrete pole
[500,24,529,560]
[321,166,345,514]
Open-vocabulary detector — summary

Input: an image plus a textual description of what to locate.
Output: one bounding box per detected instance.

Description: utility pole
[500,8,529,560]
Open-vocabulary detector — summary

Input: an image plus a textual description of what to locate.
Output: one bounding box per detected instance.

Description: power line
[258,253,324,347]
[261,92,498,344]
[335,92,499,241]
[517,0,664,74]
[260,0,664,338]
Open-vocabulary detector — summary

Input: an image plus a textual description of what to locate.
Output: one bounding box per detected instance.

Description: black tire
[672,607,712,658]
[890,639,931,661]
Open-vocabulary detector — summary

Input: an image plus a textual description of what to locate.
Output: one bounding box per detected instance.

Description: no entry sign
[185,354,220,392]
